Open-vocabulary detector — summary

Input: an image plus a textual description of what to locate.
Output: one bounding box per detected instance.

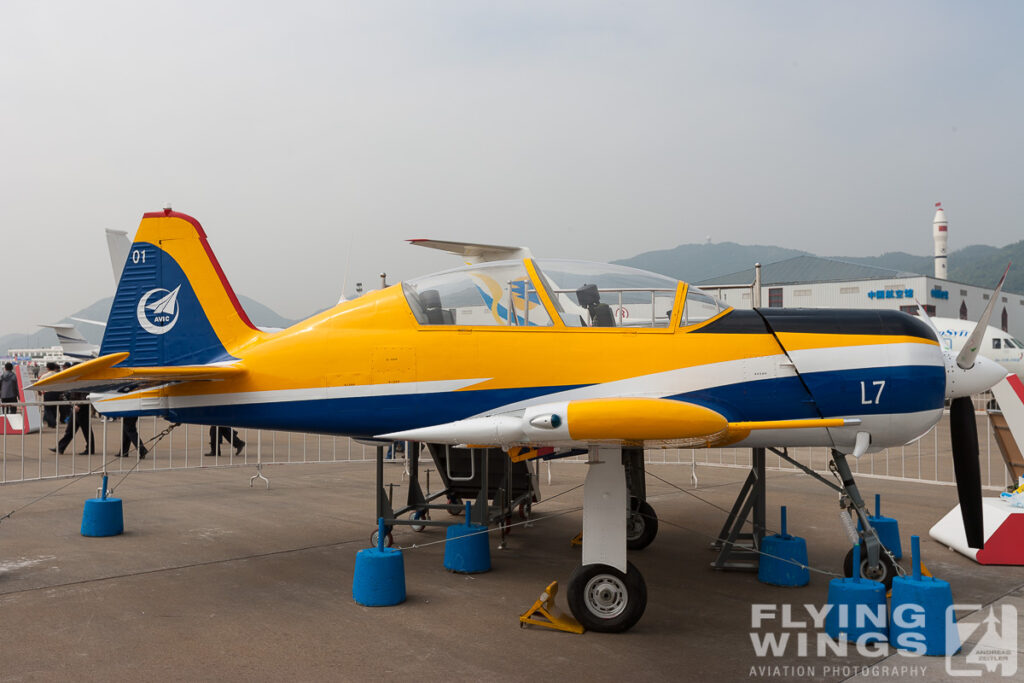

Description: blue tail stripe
[100,242,235,366]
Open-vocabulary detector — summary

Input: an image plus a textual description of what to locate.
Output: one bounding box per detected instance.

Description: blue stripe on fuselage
[157,384,588,437]
[99,364,945,437]
[670,365,945,422]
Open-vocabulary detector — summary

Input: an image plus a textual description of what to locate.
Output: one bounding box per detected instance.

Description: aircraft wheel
[410,510,429,533]
[567,561,647,633]
[843,543,897,590]
[626,499,658,551]
[370,528,394,548]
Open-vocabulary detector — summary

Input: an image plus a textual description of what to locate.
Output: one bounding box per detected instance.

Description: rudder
[101,210,263,367]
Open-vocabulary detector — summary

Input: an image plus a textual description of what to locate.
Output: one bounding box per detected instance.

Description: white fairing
[582,448,628,572]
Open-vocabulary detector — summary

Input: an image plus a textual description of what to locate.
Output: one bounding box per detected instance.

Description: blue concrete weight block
[825,545,888,643]
[80,497,124,537]
[867,494,902,560]
[890,575,958,656]
[889,535,958,656]
[759,535,810,586]
[444,501,491,574]
[824,578,889,643]
[758,507,810,587]
[443,522,491,574]
[352,547,407,606]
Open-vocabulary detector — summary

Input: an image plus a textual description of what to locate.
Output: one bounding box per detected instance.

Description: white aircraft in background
[36,322,99,359]
[932,317,1024,377]
[37,229,132,358]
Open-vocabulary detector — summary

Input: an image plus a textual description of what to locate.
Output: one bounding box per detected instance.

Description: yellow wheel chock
[570,531,582,547]
[519,581,585,634]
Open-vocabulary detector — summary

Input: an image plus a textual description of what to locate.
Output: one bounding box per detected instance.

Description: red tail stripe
[141,210,258,331]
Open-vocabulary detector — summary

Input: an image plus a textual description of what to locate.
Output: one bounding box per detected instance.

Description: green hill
[613,242,809,283]
[616,241,1024,294]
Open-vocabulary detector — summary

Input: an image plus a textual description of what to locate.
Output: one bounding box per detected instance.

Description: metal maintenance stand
[711,447,766,571]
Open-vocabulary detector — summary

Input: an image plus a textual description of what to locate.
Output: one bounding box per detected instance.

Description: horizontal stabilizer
[408,239,533,264]
[29,352,245,393]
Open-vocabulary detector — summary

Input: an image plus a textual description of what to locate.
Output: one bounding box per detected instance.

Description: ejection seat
[420,289,455,325]
[575,283,615,327]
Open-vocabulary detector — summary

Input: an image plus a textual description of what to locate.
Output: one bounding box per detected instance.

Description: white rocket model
[933,202,948,279]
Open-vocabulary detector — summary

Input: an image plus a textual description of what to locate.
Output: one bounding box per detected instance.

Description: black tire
[843,543,897,590]
[626,499,658,551]
[567,561,647,633]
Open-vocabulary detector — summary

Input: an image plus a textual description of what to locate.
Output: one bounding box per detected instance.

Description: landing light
[530,414,562,429]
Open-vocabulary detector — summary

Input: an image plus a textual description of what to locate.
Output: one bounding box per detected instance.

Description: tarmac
[1,455,1023,682]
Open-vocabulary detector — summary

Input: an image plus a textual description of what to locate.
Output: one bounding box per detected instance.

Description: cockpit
[403,259,728,329]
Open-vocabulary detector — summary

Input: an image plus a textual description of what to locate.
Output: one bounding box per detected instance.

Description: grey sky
[3,2,1022,335]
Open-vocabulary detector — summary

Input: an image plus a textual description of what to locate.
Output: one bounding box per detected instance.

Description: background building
[699,255,1024,339]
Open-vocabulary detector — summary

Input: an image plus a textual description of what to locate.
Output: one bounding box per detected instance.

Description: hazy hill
[615,241,1024,293]
[0,295,296,355]
[613,242,809,283]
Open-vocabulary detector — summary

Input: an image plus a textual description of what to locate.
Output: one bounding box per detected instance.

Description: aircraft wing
[29,352,245,393]
[377,397,856,450]
[408,239,533,264]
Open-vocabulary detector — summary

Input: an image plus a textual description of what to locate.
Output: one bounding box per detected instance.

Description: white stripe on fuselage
[93,342,932,420]
[92,378,491,413]
[470,342,938,417]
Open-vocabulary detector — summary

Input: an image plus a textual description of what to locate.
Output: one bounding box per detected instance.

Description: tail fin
[101,209,264,367]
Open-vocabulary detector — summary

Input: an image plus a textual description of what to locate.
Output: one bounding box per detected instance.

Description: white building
[699,255,1024,339]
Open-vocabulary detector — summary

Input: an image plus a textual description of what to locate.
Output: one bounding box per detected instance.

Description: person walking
[206,425,245,457]
[57,362,73,425]
[0,362,18,414]
[51,389,95,455]
[38,362,60,428]
[118,415,148,458]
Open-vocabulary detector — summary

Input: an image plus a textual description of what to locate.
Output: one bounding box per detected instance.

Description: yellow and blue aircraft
[35,209,1008,632]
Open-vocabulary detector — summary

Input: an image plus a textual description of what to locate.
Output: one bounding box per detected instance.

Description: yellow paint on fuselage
[147,283,789,402]
[774,332,939,351]
[114,213,940,411]
[141,283,941,406]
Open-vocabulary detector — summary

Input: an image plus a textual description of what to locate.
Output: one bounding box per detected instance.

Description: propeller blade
[956,263,1011,370]
[949,396,984,549]
[914,298,941,338]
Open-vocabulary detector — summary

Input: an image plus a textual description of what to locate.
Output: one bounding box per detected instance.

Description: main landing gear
[566,445,654,632]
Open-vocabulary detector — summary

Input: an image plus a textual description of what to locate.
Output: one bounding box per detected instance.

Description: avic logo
[136,285,182,335]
